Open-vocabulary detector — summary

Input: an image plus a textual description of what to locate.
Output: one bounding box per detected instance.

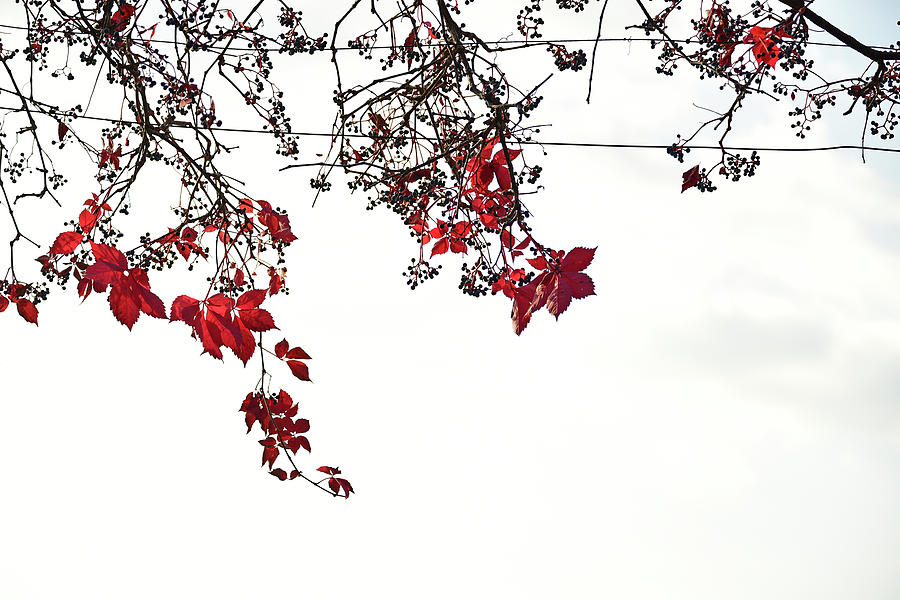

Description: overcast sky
[1,1,899,599]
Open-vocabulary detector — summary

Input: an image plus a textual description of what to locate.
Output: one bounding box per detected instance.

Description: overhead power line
[0,103,897,155]
[0,21,896,53]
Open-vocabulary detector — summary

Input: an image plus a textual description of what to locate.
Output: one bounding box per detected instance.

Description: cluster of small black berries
[548,45,587,72]
[404,259,441,290]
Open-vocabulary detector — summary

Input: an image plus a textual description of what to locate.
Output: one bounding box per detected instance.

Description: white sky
[1,1,899,599]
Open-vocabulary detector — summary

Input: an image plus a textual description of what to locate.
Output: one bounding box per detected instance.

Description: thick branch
[777,0,900,63]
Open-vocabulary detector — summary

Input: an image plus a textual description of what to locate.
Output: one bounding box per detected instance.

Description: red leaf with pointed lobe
[328,477,353,498]
[84,242,127,286]
[57,122,68,141]
[206,293,234,315]
[77,278,92,301]
[50,231,83,255]
[287,360,310,381]
[682,165,701,193]
[286,436,311,454]
[511,279,540,336]
[79,209,100,234]
[109,280,140,328]
[239,308,276,332]
[744,26,791,68]
[170,295,201,324]
[560,247,596,272]
[531,247,596,320]
[15,298,38,325]
[527,256,548,270]
[431,237,449,257]
[268,271,283,295]
[236,289,267,310]
[317,466,340,475]
[262,445,279,469]
[285,347,311,360]
[275,339,289,359]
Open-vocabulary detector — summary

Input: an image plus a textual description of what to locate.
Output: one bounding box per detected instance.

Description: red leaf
[430,237,449,257]
[57,122,68,141]
[206,293,234,315]
[229,317,257,365]
[526,256,548,270]
[494,164,512,191]
[270,468,288,481]
[15,298,38,325]
[274,338,289,359]
[287,360,310,381]
[196,315,225,360]
[682,165,701,193]
[236,289,267,310]
[336,478,353,498]
[170,295,201,324]
[289,470,300,480]
[261,445,279,469]
[317,466,340,475]
[50,231,83,255]
[78,209,100,234]
[77,278,92,301]
[286,436,311,454]
[0,295,8,312]
[239,308,276,332]
[268,269,283,295]
[560,247,596,272]
[744,26,790,68]
[511,281,538,335]
[285,347,311,360]
[109,280,140,329]
[327,477,353,498]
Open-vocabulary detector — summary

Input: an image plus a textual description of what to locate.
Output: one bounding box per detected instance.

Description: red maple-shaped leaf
[170,291,270,364]
[465,138,521,191]
[512,247,596,334]
[256,201,298,244]
[49,231,84,255]
[531,247,596,318]
[744,25,791,68]
[99,140,122,170]
[83,242,166,330]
